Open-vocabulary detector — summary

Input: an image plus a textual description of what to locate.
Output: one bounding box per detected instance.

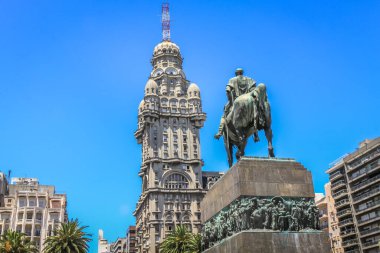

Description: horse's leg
[253,131,260,143]
[229,143,234,167]
[236,139,247,160]
[224,137,233,167]
[265,127,275,157]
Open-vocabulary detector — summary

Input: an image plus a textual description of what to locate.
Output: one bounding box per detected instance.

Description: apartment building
[98,226,137,253]
[111,237,127,253]
[0,175,67,251]
[316,184,344,252]
[316,193,329,232]
[326,137,380,253]
[126,226,137,253]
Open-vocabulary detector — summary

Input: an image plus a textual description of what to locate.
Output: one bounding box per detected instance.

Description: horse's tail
[264,100,272,128]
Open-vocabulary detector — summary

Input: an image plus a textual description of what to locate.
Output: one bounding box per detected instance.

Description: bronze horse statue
[217,83,275,167]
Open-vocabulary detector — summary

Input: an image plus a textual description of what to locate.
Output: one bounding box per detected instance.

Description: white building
[98,229,112,253]
[0,174,67,251]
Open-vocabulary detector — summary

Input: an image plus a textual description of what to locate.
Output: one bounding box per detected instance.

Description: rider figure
[214,68,258,141]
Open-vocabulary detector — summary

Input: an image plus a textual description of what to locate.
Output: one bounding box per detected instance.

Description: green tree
[43,219,91,253]
[0,230,38,253]
[187,233,202,253]
[160,225,202,253]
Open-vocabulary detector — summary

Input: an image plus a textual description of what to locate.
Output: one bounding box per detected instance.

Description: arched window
[164,174,189,189]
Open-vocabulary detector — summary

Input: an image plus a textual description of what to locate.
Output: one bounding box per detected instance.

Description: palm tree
[160,225,202,253]
[0,230,38,253]
[187,233,202,253]
[43,219,91,253]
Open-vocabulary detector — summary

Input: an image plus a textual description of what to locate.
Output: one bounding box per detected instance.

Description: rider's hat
[235,68,244,75]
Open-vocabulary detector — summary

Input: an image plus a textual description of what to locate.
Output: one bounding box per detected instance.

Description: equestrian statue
[214,68,275,167]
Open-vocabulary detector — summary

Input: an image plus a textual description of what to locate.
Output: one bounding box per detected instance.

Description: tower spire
[162,3,170,41]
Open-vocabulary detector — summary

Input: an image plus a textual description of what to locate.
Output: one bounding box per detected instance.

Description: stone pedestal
[201,157,330,253]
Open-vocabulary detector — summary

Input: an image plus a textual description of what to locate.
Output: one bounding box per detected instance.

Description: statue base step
[202,230,330,253]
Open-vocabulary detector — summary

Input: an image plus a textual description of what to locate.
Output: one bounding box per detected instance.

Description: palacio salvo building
[133,11,223,253]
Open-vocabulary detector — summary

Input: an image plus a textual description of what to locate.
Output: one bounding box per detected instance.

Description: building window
[36,212,43,221]
[49,213,60,222]
[26,212,33,220]
[35,227,41,236]
[18,199,26,207]
[29,198,36,207]
[38,199,46,208]
[164,174,189,189]
[52,201,61,208]
[25,225,32,236]
[1,213,11,222]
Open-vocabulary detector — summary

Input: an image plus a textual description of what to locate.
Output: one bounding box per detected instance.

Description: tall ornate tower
[133,41,205,251]
[132,5,222,253]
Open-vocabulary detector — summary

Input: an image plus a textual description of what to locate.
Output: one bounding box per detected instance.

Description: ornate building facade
[0,175,67,252]
[133,39,222,253]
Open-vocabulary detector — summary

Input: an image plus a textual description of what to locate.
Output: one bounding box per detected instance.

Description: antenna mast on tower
[162,3,170,41]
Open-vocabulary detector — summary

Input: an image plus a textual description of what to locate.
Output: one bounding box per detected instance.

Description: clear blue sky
[0,0,379,252]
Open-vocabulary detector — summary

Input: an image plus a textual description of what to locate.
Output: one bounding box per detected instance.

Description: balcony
[351,173,380,192]
[335,198,350,208]
[358,214,380,225]
[344,249,360,253]
[360,226,380,237]
[330,171,344,181]
[332,189,348,199]
[355,199,380,215]
[349,159,380,182]
[361,240,378,249]
[347,149,380,172]
[340,229,356,238]
[331,180,346,190]
[336,208,352,218]
[339,218,354,227]
[342,238,358,247]
[353,188,380,203]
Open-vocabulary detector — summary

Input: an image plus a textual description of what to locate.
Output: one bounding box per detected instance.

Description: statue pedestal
[203,231,330,253]
[201,157,330,253]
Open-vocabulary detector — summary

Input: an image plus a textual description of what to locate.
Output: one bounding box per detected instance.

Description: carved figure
[202,196,321,249]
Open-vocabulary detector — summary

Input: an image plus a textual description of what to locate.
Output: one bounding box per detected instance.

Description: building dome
[145,79,158,95]
[187,83,200,98]
[138,99,145,112]
[153,41,181,56]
